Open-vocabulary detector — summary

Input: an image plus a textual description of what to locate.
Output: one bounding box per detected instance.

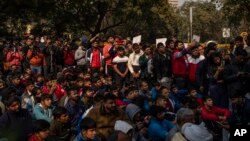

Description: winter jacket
[74,133,101,141]
[33,103,53,123]
[201,106,231,121]
[86,105,130,139]
[59,96,85,127]
[27,49,44,66]
[139,54,152,79]
[0,109,32,141]
[6,51,23,66]
[223,60,250,97]
[75,47,86,65]
[21,91,35,114]
[86,48,104,68]
[171,49,188,78]
[54,84,67,101]
[187,54,205,82]
[153,52,171,80]
[128,50,144,73]
[103,43,113,66]
[63,50,75,66]
[148,117,174,141]
[50,120,71,141]
[181,122,213,141]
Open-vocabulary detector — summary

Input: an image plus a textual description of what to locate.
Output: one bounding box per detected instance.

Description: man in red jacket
[201,96,231,122]
[201,96,231,140]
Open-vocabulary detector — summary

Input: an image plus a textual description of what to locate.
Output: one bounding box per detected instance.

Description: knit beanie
[125,104,141,121]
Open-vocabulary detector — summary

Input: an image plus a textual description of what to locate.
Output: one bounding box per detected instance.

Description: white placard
[192,35,200,42]
[184,43,188,48]
[222,28,230,38]
[156,38,167,46]
[132,35,142,44]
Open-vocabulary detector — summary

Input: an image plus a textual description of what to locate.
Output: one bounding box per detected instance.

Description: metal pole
[190,7,193,43]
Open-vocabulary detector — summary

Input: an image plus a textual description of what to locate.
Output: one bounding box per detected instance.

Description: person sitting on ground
[0,95,32,141]
[168,108,213,141]
[28,119,50,141]
[33,94,53,123]
[74,117,101,141]
[50,106,73,141]
[148,105,174,141]
[86,93,130,140]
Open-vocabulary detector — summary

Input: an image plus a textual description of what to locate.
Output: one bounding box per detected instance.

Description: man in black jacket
[223,48,250,97]
[153,43,172,87]
[0,96,32,141]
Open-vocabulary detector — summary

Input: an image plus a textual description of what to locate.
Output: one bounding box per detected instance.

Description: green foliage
[178,1,226,42]
[222,0,250,34]
[0,0,179,42]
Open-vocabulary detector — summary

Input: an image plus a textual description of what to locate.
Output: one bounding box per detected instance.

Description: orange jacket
[103,43,113,66]
[27,49,44,66]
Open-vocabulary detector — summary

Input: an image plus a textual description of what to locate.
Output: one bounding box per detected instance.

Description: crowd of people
[0,32,249,141]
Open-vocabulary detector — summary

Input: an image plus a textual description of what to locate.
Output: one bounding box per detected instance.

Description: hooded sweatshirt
[181,122,213,141]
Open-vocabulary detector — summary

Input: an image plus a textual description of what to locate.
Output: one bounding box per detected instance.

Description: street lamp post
[190,7,193,43]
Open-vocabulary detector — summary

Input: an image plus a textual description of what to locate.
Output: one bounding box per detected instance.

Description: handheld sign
[192,35,200,42]
[156,38,167,46]
[132,35,142,44]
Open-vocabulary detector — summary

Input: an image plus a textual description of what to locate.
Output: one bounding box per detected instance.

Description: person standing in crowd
[63,41,76,67]
[42,37,55,79]
[21,36,33,70]
[196,41,218,95]
[153,43,172,88]
[223,48,250,98]
[75,44,87,72]
[171,40,189,89]
[206,52,228,108]
[53,38,64,73]
[128,43,144,86]
[166,39,175,54]
[103,36,115,76]
[27,44,44,75]
[187,43,205,89]
[112,46,129,88]
[86,38,104,77]
[139,45,153,82]
[6,45,24,73]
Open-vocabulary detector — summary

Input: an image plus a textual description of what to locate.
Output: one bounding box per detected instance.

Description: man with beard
[0,95,32,141]
[223,48,250,98]
[86,93,130,140]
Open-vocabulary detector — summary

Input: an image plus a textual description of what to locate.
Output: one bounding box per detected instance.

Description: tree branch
[99,20,123,33]
[243,0,250,14]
